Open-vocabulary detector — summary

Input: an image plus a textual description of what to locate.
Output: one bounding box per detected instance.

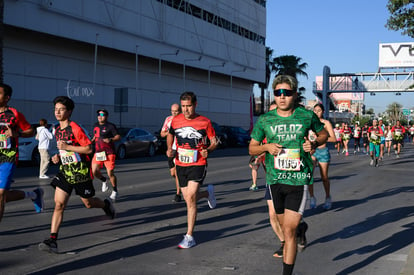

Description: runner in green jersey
[249,75,328,275]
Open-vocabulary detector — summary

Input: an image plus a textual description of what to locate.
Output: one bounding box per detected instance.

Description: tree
[385,0,414,38]
[366,108,375,115]
[257,47,274,114]
[272,55,308,105]
[386,102,403,124]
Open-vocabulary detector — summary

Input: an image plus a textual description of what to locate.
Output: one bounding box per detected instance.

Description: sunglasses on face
[98,113,106,117]
[273,89,295,97]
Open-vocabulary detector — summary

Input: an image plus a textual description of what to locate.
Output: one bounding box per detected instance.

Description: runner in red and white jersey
[167,92,217,249]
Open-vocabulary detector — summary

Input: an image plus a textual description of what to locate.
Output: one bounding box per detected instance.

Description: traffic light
[362,104,366,114]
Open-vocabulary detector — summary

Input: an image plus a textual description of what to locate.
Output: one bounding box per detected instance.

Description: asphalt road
[1,143,413,275]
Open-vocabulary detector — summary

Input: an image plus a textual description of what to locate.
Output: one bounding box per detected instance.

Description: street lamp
[183,56,202,90]
[158,49,180,80]
[208,62,226,92]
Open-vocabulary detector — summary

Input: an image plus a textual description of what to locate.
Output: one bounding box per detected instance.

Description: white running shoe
[102,181,109,192]
[369,159,374,166]
[110,191,118,201]
[178,234,196,249]
[207,184,216,209]
[309,196,317,209]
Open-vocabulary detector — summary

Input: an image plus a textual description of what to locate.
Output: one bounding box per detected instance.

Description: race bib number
[370,133,378,140]
[59,150,81,165]
[95,151,107,161]
[410,130,414,135]
[177,148,198,164]
[274,148,301,171]
[343,134,350,140]
[0,134,11,149]
[395,130,402,136]
[354,130,359,137]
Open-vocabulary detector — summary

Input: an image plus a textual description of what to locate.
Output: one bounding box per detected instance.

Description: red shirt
[170,113,215,166]
[0,107,31,163]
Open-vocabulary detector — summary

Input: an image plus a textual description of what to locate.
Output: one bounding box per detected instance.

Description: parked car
[211,121,228,148]
[220,125,250,147]
[115,127,160,159]
[18,123,55,165]
[18,122,91,165]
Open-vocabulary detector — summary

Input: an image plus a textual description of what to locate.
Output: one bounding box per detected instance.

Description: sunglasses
[273,89,295,97]
[98,113,107,117]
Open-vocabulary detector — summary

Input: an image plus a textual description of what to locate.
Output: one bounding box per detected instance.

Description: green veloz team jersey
[250,106,325,186]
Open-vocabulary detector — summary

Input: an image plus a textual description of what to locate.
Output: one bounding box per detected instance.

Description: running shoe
[101,180,109,192]
[110,191,118,201]
[32,188,44,213]
[396,154,400,158]
[395,150,398,155]
[103,198,116,219]
[178,234,196,249]
[375,159,379,167]
[323,196,332,210]
[38,238,58,253]
[172,194,182,203]
[309,196,317,209]
[207,184,216,209]
[345,152,349,156]
[249,184,258,191]
[39,175,50,179]
[296,222,308,252]
[273,242,284,258]
[369,159,374,166]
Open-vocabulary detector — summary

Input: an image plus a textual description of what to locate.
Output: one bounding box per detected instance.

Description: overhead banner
[379,42,414,68]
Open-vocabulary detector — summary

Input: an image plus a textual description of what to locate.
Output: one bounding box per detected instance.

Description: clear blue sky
[265,0,413,114]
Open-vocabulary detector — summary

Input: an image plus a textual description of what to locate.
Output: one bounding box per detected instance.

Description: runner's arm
[249,138,282,156]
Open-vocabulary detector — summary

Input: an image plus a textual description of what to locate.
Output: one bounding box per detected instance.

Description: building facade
[3,0,266,131]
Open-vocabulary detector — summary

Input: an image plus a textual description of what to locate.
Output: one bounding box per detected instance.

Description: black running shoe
[38,238,58,253]
[172,194,182,203]
[103,198,116,219]
[296,222,308,252]
[273,242,284,258]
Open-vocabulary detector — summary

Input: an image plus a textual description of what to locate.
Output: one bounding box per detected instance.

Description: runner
[166,91,217,249]
[160,103,182,202]
[308,103,336,210]
[38,96,115,253]
[262,101,285,257]
[249,75,328,275]
[333,124,342,155]
[352,122,361,154]
[378,118,386,160]
[368,119,383,167]
[391,120,405,158]
[408,123,414,144]
[0,83,44,222]
[361,123,369,154]
[384,125,393,156]
[340,123,351,156]
[91,109,121,201]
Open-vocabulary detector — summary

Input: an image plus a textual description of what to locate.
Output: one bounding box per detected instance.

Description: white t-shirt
[36,126,54,150]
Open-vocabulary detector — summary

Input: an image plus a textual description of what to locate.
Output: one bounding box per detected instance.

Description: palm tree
[257,47,274,114]
[272,55,308,105]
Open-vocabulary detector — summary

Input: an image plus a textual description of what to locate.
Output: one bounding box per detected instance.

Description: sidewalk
[401,245,414,275]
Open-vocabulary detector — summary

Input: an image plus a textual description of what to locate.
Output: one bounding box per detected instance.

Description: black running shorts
[176,165,207,188]
[269,183,308,215]
[51,173,95,198]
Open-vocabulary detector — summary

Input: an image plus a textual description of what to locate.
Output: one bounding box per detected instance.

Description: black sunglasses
[273,89,295,97]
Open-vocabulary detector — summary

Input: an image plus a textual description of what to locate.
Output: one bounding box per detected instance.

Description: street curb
[401,245,414,275]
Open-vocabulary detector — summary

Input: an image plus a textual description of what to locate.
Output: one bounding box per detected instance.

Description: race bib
[343,134,350,140]
[177,148,198,164]
[395,130,402,136]
[370,133,378,140]
[274,148,301,171]
[354,130,359,137]
[95,151,107,161]
[0,134,11,149]
[59,150,81,165]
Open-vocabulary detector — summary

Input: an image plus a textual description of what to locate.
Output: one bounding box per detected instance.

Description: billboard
[379,42,414,68]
